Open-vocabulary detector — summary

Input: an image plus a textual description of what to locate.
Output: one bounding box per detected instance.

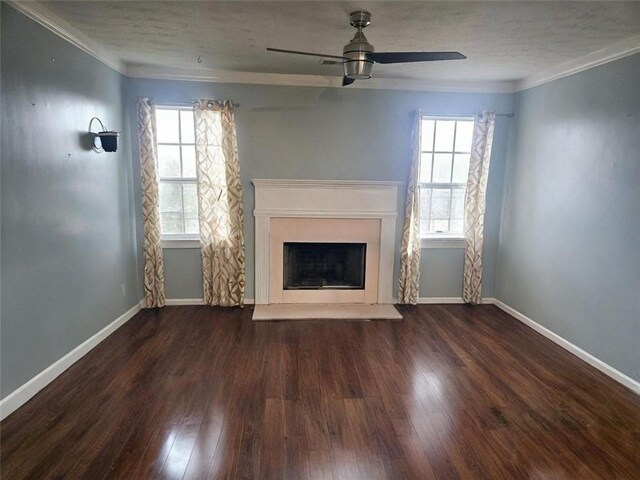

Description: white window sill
[162,236,200,249]
[421,237,466,249]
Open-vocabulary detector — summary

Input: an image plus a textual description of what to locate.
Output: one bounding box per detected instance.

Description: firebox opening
[283,242,366,290]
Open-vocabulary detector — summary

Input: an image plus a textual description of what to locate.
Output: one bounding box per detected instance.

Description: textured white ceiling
[41,1,640,82]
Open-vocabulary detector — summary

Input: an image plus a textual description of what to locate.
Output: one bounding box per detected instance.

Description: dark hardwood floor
[1,304,639,479]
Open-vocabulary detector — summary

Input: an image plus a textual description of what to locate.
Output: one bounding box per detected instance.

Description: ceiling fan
[267,11,466,86]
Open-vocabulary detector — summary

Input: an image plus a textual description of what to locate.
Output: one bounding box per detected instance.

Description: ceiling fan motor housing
[343,30,374,79]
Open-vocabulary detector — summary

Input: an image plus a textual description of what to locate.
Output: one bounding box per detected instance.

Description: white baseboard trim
[416,297,496,304]
[163,298,255,306]
[0,302,142,421]
[165,298,205,306]
[489,298,640,395]
[418,297,465,304]
[404,297,502,305]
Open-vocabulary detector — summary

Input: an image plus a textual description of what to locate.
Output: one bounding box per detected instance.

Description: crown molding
[127,64,341,88]
[127,64,515,94]
[516,34,640,92]
[6,0,127,75]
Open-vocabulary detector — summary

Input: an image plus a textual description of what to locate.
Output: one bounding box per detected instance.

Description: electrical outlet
[121,283,126,297]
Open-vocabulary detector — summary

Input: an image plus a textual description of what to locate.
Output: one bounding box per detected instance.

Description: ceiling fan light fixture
[344,61,373,79]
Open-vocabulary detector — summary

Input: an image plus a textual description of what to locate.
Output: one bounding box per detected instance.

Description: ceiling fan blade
[267,48,346,61]
[342,76,355,87]
[366,51,466,64]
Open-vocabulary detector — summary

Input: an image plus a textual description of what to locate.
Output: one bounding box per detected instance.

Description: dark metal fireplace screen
[283,242,366,290]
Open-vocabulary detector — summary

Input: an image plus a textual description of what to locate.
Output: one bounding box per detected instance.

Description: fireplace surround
[252,179,400,305]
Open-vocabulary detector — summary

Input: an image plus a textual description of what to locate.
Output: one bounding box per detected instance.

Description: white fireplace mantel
[252,179,401,305]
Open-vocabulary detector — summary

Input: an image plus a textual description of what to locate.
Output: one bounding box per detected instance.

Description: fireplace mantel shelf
[251,179,403,188]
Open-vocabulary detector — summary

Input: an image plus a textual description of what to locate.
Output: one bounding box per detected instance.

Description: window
[155,107,199,242]
[420,116,474,240]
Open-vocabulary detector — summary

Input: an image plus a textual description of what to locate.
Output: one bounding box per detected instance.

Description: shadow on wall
[78,131,96,151]
[250,87,344,112]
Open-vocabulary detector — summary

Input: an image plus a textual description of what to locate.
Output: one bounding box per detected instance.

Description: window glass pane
[429,219,449,233]
[450,219,463,234]
[156,109,179,143]
[452,154,470,183]
[451,187,465,220]
[182,146,197,178]
[455,121,474,152]
[182,183,198,215]
[430,189,451,220]
[432,153,453,183]
[157,145,181,177]
[434,120,455,151]
[421,119,435,151]
[180,110,195,144]
[420,153,432,183]
[185,216,199,234]
[161,212,183,234]
[159,182,183,213]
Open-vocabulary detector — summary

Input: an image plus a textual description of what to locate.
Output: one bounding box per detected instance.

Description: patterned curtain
[398,111,422,305]
[463,110,496,304]
[137,98,166,308]
[194,100,245,306]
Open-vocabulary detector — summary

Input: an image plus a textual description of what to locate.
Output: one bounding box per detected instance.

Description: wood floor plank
[180,382,229,479]
[305,449,334,480]
[258,398,286,480]
[1,304,639,479]
[325,398,366,480]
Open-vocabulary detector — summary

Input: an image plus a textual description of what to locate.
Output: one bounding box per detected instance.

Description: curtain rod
[195,100,241,108]
[422,112,514,118]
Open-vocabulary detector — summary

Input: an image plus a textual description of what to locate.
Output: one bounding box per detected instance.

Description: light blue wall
[126,79,513,300]
[497,54,640,382]
[0,4,140,398]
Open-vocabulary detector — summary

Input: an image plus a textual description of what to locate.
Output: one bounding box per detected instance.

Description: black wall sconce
[89,117,119,153]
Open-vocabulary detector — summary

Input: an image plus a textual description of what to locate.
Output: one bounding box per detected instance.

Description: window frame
[155,105,200,249]
[419,115,474,249]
